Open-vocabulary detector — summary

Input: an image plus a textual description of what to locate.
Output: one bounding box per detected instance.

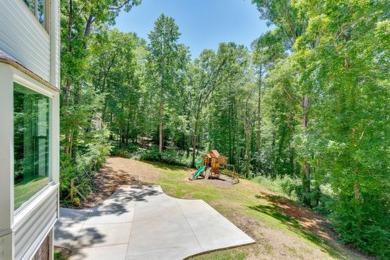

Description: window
[14,83,50,210]
[23,0,46,26]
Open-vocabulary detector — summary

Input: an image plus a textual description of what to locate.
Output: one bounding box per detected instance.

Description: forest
[59,0,389,258]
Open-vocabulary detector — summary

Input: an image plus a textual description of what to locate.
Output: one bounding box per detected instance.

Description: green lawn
[145,161,364,260]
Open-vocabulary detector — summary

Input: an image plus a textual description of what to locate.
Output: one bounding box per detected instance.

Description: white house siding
[0,0,51,82]
[50,0,60,89]
[14,187,57,260]
[0,233,13,260]
[0,236,3,258]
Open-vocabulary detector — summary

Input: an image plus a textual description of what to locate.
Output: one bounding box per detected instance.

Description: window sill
[13,182,58,230]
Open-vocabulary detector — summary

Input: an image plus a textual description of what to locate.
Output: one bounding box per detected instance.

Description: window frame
[20,0,51,32]
[13,74,54,214]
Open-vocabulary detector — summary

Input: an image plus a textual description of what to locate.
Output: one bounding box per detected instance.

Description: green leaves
[59,1,389,256]
[145,15,190,152]
[250,0,390,256]
[59,0,142,202]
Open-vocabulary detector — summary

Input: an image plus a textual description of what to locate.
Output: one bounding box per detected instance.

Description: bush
[358,225,390,259]
[60,154,99,205]
[111,147,132,158]
[253,175,333,214]
[59,154,77,200]
[253,175,299,200]
[140,146,188,166]
[331,196,390,259]
[59,129,111,203]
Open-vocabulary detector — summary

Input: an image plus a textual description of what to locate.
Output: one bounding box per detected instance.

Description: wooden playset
[190,150,239,184]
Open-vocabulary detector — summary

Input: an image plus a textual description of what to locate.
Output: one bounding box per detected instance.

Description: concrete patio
[54,185,255,260]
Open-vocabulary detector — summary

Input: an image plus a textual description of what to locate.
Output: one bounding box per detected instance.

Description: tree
[252,29,286,173]
[59,0,142,199]
[89,30,145,146]
[60,0,142,156]
[253,0,390,256]
[187,43,250,167]
[147,14,183,152]
[253,0,313,204]
[293,0,390,255]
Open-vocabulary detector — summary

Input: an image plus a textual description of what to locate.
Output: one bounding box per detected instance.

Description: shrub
[331,195,390,259]
[253,175,333,214]
[140,146,188,166]
[253,175,299,201]
[59,154,77,199]
[111,147,132,158]
[59,129,111,202]
[140,146,161,161]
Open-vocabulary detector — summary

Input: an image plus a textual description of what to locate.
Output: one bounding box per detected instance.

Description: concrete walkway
[54,185,255,260]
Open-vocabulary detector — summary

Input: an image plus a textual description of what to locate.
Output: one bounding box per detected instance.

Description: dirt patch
[205,180,368,260]
[187,171,238,189]
[82,157,241,207]
[81,157,164,207]
[259,193,333,237]
[201,201,336,260]
[254,192,370,259]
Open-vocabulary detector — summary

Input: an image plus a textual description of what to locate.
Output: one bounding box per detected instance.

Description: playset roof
[210,150,220,158]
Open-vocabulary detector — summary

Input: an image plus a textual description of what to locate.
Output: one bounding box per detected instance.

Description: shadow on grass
[248,195,341,258]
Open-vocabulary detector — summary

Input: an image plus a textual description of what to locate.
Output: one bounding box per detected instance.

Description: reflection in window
[23,0,45,25]
[14,83,50,210]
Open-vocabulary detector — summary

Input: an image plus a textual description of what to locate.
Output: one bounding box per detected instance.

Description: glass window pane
[38,0,45,24]
[14,83,50,210]
[23,0,45,26]
[23,0,34,13]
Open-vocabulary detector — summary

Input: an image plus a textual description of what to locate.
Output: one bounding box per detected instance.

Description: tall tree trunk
[186,120,191,158]
[159,58,165,153]
[84,15,94,37]
[257,65,263,172]
[191,119,198,168]
[191,94,204,168]
[245,129,250,178]
[228,90,233,163]
[244,95,252,178]
[101,54,117,122]
[64,80,71,155]
[159,100,163,152]
[232,99,236,165]
[64,0,73,156]
[302,94,311,206]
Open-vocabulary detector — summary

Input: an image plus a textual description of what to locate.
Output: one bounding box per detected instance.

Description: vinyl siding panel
[50,0,60,88]
[14,188,57,260]
[0,233,13,260]
[0,236,3,258]
[0,0,50,82]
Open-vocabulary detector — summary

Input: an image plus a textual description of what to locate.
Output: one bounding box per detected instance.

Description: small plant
[54,247,71,260]
[54,252,66,260]
[72,197,80,206]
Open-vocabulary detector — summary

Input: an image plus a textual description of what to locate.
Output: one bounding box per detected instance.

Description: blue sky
[114,0,271,58]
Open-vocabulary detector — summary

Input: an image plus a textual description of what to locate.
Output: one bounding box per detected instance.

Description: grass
[54,252,66,260]
[56,158,362,259]
[144,160,363,259]
[54,247,71,260]
[14,176,48,209]
[186,249,247,260]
